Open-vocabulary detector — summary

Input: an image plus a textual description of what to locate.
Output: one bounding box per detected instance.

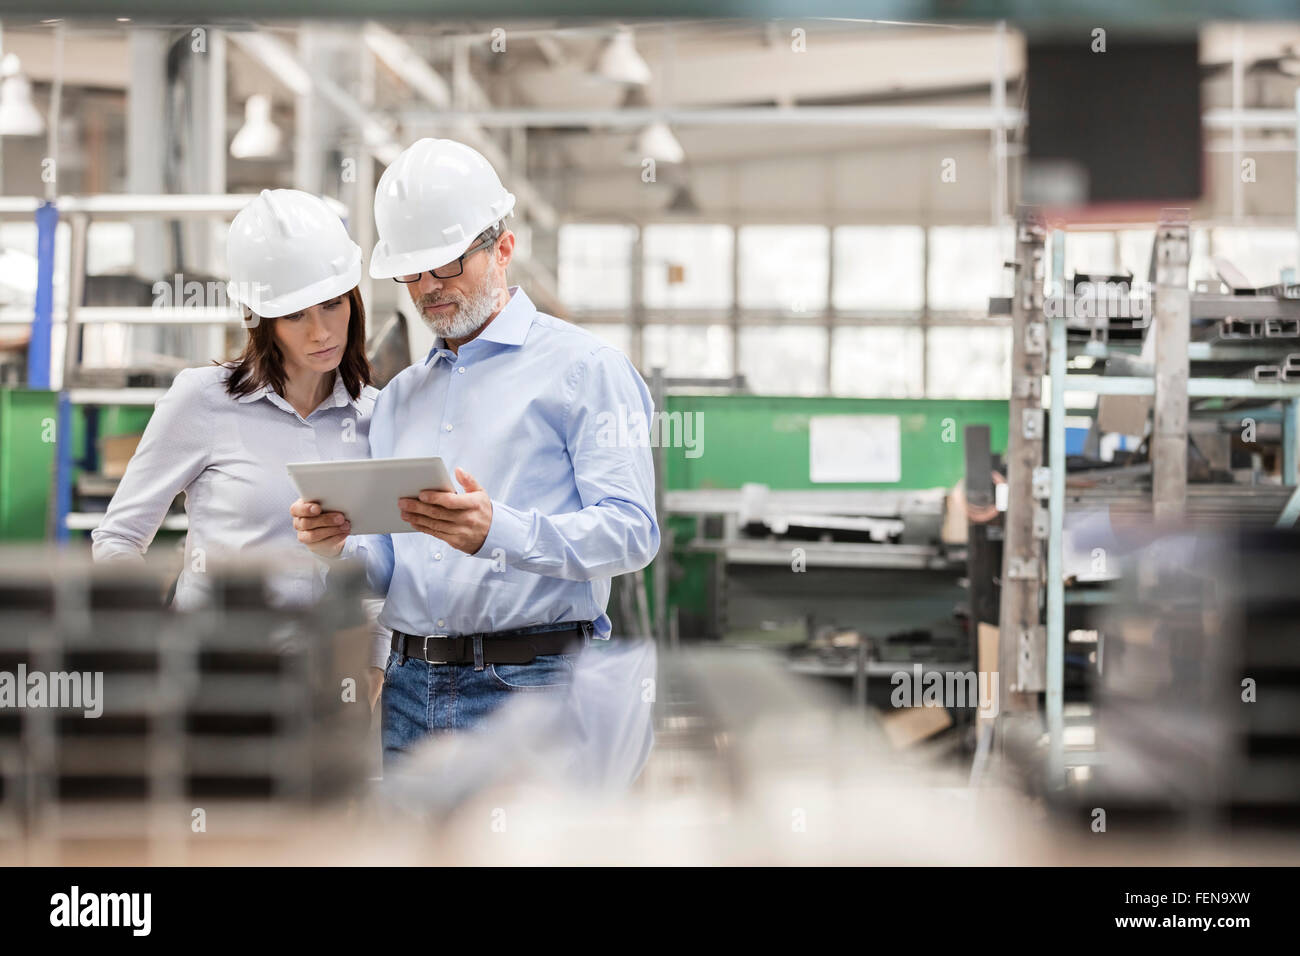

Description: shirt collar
[235,371,364,413]
[423,285,535,365]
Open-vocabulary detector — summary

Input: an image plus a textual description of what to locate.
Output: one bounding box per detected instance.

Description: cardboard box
[879,704,953,748]
[99,433,143,479]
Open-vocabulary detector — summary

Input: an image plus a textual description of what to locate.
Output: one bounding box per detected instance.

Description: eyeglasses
[393,234,497,283]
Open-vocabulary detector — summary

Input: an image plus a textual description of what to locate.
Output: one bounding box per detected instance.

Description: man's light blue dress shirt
[344,286,659,641]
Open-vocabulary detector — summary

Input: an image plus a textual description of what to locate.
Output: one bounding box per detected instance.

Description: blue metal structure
[26,202,58,389]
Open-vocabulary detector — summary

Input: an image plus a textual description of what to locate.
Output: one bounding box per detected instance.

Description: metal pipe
[992,20,1008,224]
[61,212,88,390]
[398,104,1026,130]
[1064,375,1300,399]
[1232,26,1244,222]
[44,21,64,203]
[387,105,1300,132]
[1204,108,1300,129]
[0,194,348,218]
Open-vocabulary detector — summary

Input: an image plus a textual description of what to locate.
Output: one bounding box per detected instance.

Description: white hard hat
[369,138,516,280]
[227,188,362,318]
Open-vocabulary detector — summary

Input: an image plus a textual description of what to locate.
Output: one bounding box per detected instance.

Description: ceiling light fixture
[636,121,685,164]
[230,94,282,159]
[595,29,651,86]
[0,54,45,137]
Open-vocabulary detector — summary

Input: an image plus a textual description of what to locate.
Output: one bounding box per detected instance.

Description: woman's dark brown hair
[221,286,373,400]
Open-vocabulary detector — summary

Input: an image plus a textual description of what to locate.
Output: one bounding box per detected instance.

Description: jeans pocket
[382,650,399,684]
[488,653,577,692]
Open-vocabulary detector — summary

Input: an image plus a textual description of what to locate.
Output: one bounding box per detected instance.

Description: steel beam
[1153,213,1192,522]
[997,210,1046,722]
[1047,228,1067,789]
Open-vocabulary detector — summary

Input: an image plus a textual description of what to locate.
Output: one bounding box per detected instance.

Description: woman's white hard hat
[226,188,362,319]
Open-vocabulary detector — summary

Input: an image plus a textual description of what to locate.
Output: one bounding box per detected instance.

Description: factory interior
[0,6,1297,885]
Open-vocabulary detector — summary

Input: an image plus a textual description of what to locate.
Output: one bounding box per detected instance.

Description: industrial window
[1210,227,1298,289]
[1066,227,1206,287]
[0,221,142,371]
[738,324,828,395]
[1117,229,1156,285]
[1187,228,1213,285]
[832,226,924,311]
[558,223,637,309]
[738,225,829,312]
[927,226,1015,311]
[581,323,634,356]
[643,324,733,377]
[0,221,68,310]
[642,224,733,309]
[926,327,1011,399]
[830,326,924,398]
[1062,231,1118,279]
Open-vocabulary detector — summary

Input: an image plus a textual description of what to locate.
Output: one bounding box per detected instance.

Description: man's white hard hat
[369,137,516,280]
[226,188,362,318]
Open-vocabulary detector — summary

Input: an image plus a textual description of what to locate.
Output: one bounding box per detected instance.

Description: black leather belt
[390,622,590,665]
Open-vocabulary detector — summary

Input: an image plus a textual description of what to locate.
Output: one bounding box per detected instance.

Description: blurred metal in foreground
[371,647,1002,865]
[4,544,1300,865]
[0,547,374,863]
[382,635,657,808]
[1056,523,1300,832]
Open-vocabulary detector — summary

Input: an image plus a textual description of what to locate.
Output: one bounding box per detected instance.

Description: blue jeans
[380,626,587,770]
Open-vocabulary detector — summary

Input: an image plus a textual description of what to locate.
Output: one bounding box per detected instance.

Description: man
[291,138,659,767]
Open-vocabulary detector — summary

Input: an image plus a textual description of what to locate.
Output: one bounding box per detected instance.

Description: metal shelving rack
[1003,207,1300,788]
[4,194,347,541]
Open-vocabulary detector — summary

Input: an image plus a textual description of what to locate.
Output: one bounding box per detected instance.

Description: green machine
[663,394,1008,490]
[653,393,1009,647]
[0,389,153,541]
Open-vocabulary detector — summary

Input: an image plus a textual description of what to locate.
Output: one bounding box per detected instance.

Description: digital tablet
[286,456,456,535]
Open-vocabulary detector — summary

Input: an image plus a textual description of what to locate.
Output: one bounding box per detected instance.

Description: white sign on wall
[809,414,901,483]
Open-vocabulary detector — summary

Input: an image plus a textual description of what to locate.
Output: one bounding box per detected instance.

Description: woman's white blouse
[91,365,384,660]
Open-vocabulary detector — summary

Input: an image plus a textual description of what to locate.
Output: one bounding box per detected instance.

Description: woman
[92,188,387,702]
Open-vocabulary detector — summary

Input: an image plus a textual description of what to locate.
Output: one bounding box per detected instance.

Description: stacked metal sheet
[0,549,373,858]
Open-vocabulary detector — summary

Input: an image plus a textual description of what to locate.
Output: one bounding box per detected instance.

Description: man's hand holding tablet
[397,466,494,555]
[287,456,489,557]
[286,456,457,552]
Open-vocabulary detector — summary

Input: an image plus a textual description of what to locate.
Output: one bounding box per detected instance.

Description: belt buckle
[422,633,450,664]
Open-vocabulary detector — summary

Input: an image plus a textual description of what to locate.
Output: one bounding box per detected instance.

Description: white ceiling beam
[533,34,568,69]
[1,29,129,87]
[508,27,1026,111]
[363,23,451,108]
[362,22,558,232]
[233,26,558,293]
[229,30,402,163]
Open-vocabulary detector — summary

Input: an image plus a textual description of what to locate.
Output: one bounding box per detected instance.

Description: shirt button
[437,619,445,627]
[444,424,453,432]
[434,553,443,561]
[457,367,466,374]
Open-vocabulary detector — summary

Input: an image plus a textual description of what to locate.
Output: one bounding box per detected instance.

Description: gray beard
[423,268,500,340]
